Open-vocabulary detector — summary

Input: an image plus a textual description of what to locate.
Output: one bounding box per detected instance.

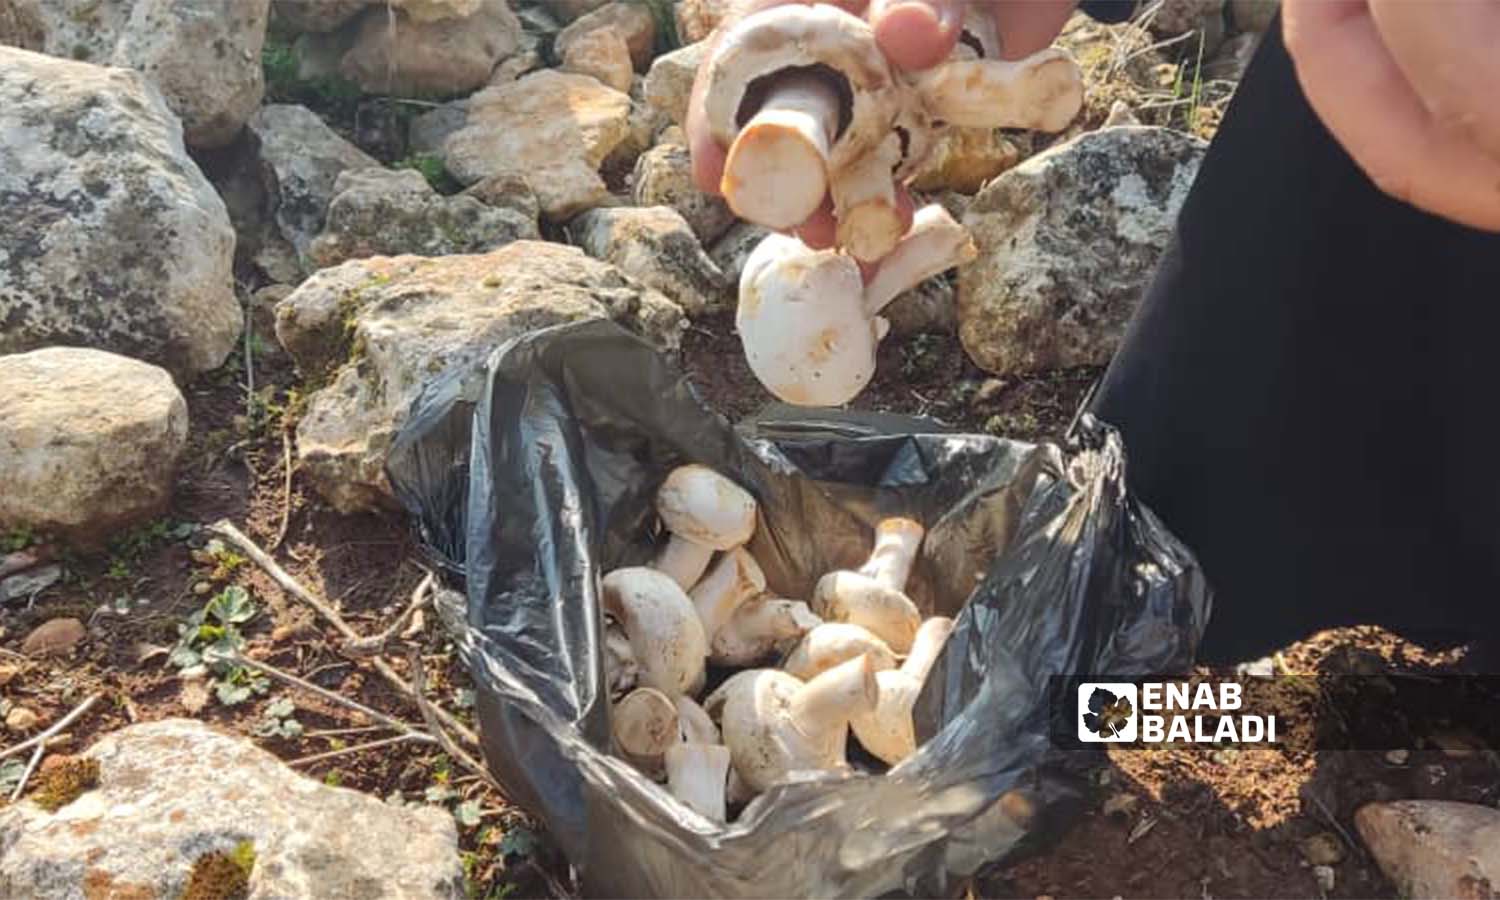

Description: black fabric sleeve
[1077,0,1138,23]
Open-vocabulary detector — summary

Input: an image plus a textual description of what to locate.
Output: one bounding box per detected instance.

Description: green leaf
[215,679,254,706]
[425,784,459,804]
[453,688,476,709]
[207,585,256,625]
[168,644,202,669]
[279,719,304,739]
[454,799,483,827]
[265,697,296,719]
[499,826,539,859]
[0,758,26,793]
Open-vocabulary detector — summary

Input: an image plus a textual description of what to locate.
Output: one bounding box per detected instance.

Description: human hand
[687,0,1080,249]
[1284,0,1500,232]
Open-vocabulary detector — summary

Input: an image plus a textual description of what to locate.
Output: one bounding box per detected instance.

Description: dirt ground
[5,314,1497,899]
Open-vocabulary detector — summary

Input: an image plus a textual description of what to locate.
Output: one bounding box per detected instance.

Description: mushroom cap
[738,233,883,407]
[614,686,681,765]
[601,567,709,697]
[702,4,901,171]
[657,465,758,551]
[781,621,898,681]
[811,570,921,653]
[707,668,816,794]
[849,669,921,765]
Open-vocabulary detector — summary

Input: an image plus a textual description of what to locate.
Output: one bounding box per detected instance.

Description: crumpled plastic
[387,319,1211,899]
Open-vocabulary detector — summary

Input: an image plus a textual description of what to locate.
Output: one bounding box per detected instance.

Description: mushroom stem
[689,548,767,644]
[901,615,953,683]
[722,70,841,230]
[849,617,954,766]
[613,686,680,777]
[856,518,925,592]
[788,653,880,742]
[830,134,905,263]
[712,596,821,667]
[914,49,1084,132]
[653,536,716,592]
[863,205,978,316]
[665,743,732,822]
[781,621,898,681]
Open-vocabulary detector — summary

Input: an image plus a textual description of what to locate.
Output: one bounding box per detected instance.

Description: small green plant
[168,586,268,706]
[252,696,304,740]
[262,36,363,109]
[2,526,38,554]
[395,153,461,194]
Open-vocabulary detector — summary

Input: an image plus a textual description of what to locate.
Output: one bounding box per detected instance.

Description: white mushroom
[664,696,732,822]
[811,517,925,653]
[912,49,1084,132]
[603,620,640,699]
[706,653,880,796]
[601,567,708,697]
[850,616,954,765]
[736,204,976,407]
[652,465,758,591]
[689,546,768,641]
[781,621,898,681]
[612,685,680,778]
[829,133,906,263]
[691,547,820,667]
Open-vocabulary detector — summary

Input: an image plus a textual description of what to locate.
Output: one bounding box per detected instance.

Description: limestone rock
[340,0,522,97]
[276,243,684,511]
[643,41,706,128]
[0,49,239,378]
[709,221,771,286]
[574,206,728,316]
[674,0,730,43]
[0,719,466,898]
[248,103,381,262]
[1355,801,1500,900]
[911,128,1023,194]
[554,1,655,71]
[0,0,43,50]
[1229,0,1279,33]
[544,0,608,23]
[5,706,40,731]
[309,168,538,268]
[444,69,633,220]
[560,27,633,92]
[0,349,187,545]
[408,100,470,156]
[885,277,957,337]
[33,0,130,63]
[394,0,482,22]
[632,142,735,243]
[958,126,1205,376]
[463,173,542,223]
[273,0,370,33]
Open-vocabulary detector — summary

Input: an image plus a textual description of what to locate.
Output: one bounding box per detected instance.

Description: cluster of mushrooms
[604,464,953,823]
[698,4,1086,406]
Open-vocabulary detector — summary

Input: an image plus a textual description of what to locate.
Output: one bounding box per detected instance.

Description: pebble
[1299,831,1345,866]
[1312,865,1335,893]
[1235,655,1275,680]
[0,663,19,686]
[1384,748,1409,765]
[5,705,40,732]
[973,378,1008,406]
[21,617,86,657]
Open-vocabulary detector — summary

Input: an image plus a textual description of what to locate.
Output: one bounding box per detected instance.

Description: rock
[1145,0,1226,56]
[674,0,729,43]
[0,349,188,545]
[248,104,381,262]
[544,0,609,23]
[1312,865,1335,894]
[21,617,87,657]
[273,0,370,33]
[1235,655,1275,680]
[0,719,465,898]
[108,0,270,148]
[560,27,633,92]
[488,45,540,84]
[194,127,279,272]
[308,168,538,269]
[0,664,18,686]
[1203,32,1260,82]
[463,173,542,224]
[885,276,957,337]
[0,49,240,378]
[1103,99,1143,128]
[973,378,1007,405]
[555,2,655,71]
[394,0,482,22]
[910,127,1023,194]
[708,221,770,285]
[444,69,633,220]
[1229,0,1279,33]
[340,0,523,97]
[275,243,684,511]
[0,564,62,605]
[1053,13,1170,133]
[1299,832,1346,867]
[643,41,706,128]
[408,100,470,156]
[249,285,294,361]
[632,142,735,244]
[1355,801,1500,900]
[0,0,44,50]
[33,0,130,63]
[574,206,728,316]
[5,706,40,732]
[958,126,1206,376]
[1385,749,1410,766]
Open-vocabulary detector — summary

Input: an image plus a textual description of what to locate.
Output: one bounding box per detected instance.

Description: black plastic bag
[387,319,1211,899]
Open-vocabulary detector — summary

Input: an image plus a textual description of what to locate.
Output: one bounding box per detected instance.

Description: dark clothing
[1087,20,1500,664]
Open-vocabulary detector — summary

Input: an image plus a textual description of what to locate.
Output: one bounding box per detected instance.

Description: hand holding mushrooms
[604,464,956,822]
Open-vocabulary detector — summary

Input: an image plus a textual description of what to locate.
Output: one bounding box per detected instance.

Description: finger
[686,24,729,195]
[1283,0,1500,232]
[1366,0,1500,161]
[793,197,839,249]
[986,0,1080,60]
[870,0,962,71]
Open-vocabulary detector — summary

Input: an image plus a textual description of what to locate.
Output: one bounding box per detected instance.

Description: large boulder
[272,0,369,33]
[0,348,187,547]
[0,0,44,50]
[443,69,633,220]
[276,242,685,512]
[248,104,381,264]
[558,25,633,92]
[33,0,129,63]
[0,719,465,898]
[554,1,655,72]
[340,0,523,97]
[308,168,538,268]
[0,48,240,378]
[958,126,1205,376]
[632,142,735,244]
[574,206,729,316]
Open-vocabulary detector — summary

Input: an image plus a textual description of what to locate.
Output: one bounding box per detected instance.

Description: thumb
[870,0,963,71]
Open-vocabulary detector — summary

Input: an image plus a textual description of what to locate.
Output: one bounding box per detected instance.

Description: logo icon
[1078,683,1138,742]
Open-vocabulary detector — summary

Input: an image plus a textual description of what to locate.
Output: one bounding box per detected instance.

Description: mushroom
[736,203,977,407]
[781,621,897,681]
[702,5,902,232]
[811,517,924,653]
[664,696,732,822]
[612,686,680,778]
[849,616,954,765]
[602,567,709,698]
[705,653,879,796]
[603,620,639,699]
[652,465,758,591]
[691,548,821,667]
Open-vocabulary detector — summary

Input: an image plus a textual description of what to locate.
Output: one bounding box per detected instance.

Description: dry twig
[290,732,430,767]
[407,646,507,797]
[271,428,294,551]
[0,692,101,762]
[230,654,433,742]
[344,571,434,657]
